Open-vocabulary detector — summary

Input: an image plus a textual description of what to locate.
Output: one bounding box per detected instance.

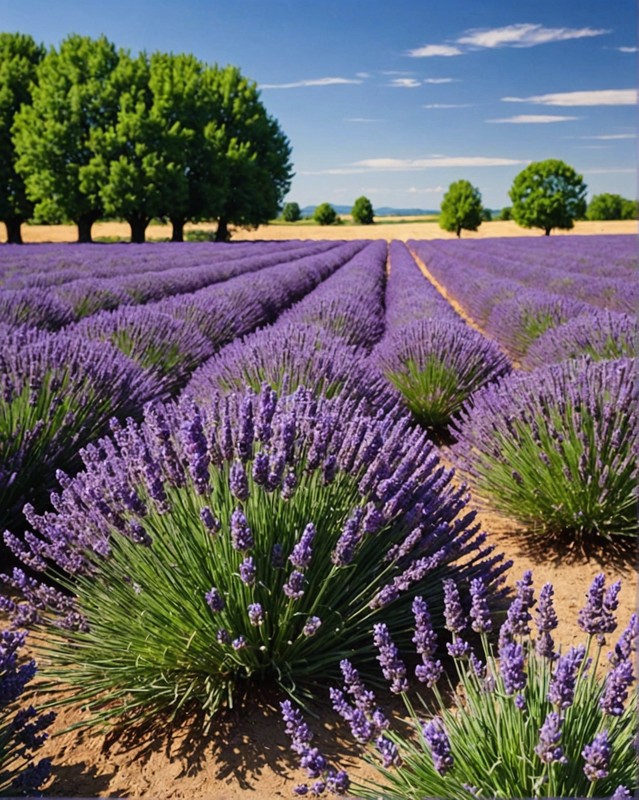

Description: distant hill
[300,205,438,217]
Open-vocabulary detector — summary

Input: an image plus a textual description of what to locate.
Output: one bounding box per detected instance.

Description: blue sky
[1,0,636,209]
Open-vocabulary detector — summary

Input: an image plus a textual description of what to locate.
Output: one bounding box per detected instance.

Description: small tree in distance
[499,206,512,221]
[439,180,483,238]
[351,195,374,224]
[587,193,637,221]
[281,201,301,222]
[313,202,338,225]
[509,159,587,236]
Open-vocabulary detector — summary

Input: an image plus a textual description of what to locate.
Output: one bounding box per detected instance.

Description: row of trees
[0,32,293,243]
[439,159,636,237]
[281,196,375,225]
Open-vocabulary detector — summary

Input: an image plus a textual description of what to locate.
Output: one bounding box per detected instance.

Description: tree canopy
[0,32,45,244]
[313,202,338,225]
[281,202,301,222]
[509,159,587,236]
[7,35,293,243]
[586,193,637,221]
[351,195,374,225]
[439,180,483,237]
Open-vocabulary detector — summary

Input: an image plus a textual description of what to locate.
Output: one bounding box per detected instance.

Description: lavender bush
[0,628,55,796]
[451,358,637,540]
[0,288,74,331]
[2,385,508,726]
[523,310,639,370]
[0,326,159,533]
[374,319,511,430]
[283,572,637,799]
[185,324,394,413]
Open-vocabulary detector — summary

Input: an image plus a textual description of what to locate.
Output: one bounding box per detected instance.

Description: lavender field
[0,235,636,799]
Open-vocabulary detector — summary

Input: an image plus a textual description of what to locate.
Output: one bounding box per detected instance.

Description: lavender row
[184,241,391,409]
[371,241,511,430]
[0,240,343,329]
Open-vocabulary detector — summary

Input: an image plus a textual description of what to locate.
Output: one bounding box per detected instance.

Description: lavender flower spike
[230,508,254,551]
[547,645,587,709]
[582,729,612,782]
[599,659,635,717]
[443,578,466,634]
[535,711,567,764]
[248,603,264,626]
[373,623,408,694]
[578,574,619,637]
[289,523,316,569]
[499,640,527,697]
[423,717,454,775]
[469,577,492,634]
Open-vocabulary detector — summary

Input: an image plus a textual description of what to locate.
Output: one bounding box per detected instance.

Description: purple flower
[600,659,634,717]
[499,640,527,696]
[443,578,466,634]
[609,614,637,666]
[205,587,225,613]
[339,660,377,715]
[239,557,256,586]
[216,629,231,645]
[326,770,350,795]
[373,623,408,694]
[230,508,253,551]
[548,645,587,709]
[229,460,250,501]
[505,570,535,637]
[289,523,316,569]
[412,595,438,657]
[271,542,285,568]
[423,717,454,775]
[578,574,620,637]
[535,711,567,764]
[582,729,611,782]
[302,616,322,637]
[447,637,470,659]
[415,658,443,686]
[534,583,558,658]
[375,736,401,768]
[283,571,305,600]
[252,452,269,485]
[469,577,492,634]
[332,510,364,566]
[200,506,220,533]
[232,635,247,650]
[248,603,264,626]
[610,786,631,800]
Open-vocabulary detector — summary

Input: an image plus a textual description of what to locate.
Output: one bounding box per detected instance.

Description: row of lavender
[409,236,637,366]
[0,240,368,533]
[0,240,343,328]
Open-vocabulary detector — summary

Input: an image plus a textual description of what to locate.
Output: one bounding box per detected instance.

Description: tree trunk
[4,217,23,244]
[215,217,231,242]
[456,227,461,238]
[77,214,96,244]
[544,228,551,236]
[128,216,149,244]
[170,218,185,242]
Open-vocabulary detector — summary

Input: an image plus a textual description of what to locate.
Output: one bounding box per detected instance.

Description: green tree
[0,32,45,244]
[481,207,493,222]
[13,34,121,243]
[313,202,338,225]
[351,195,374,225]
[509,159,587,236]
[83,51,189,243]
[499,206,512,221]
[586,192,637,221]
[281,201,301,222]
[439,180,483,237]
[204,65,293,242]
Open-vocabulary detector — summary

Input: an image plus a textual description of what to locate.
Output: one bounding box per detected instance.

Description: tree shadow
[44,762,118,797]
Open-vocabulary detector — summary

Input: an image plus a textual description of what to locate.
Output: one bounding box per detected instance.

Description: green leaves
[509,160,587,235]
[439,180,483,238]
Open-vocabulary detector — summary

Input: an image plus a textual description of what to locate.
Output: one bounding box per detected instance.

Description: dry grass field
[6,217,637,244]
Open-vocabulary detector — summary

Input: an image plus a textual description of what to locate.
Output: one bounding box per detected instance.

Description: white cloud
[423,77,456,84]
[617,46,638,53]
[408,186,445,193]
[356,72,371,79]
[407,44,463,57]
[423,103,473,108]
[457,23,609,49]
[260,77,363,89]
[353,156,528,170]
[388,78,422,88]
[487,114,579,123]
[380,70,415,75]
[503,89,637,106]
[575,133,636,140]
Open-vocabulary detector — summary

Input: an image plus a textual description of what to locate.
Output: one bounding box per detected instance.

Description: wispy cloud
[423,77,457,84]
[423,103,473,108]
[260,76,363,89]
[380,70,415,76]
[503,89,637,106]
[388,78,422,88]
[344,118,380,123]
[573,133,636,140]
[407,44,463,58]
[581,168,636,174]
[356,72,371,79]
[352,156,528,170]
[457,23,609,48]
[487,114,579,123]
[408,185,446,194]
[617,46,638,53]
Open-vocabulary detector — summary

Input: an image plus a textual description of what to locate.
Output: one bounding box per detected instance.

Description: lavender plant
[2,386,508,726]
[0,628,55,796]
[374,319,511,430]
[0,326,160,533]
[185,324,394,413]
[283,573,637,799]
[0,288,74,330]
[451,358,637,540]
[523,310,639,370]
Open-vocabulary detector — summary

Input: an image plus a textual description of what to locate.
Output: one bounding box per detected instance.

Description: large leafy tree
[0,32,45,244]
[351,195,374,225]
[13,34,121,243]
[205,65,293,242]
[439,180,483,237]
[83,51,189,243]
[509,159,587,236]
[587,192,637,221]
